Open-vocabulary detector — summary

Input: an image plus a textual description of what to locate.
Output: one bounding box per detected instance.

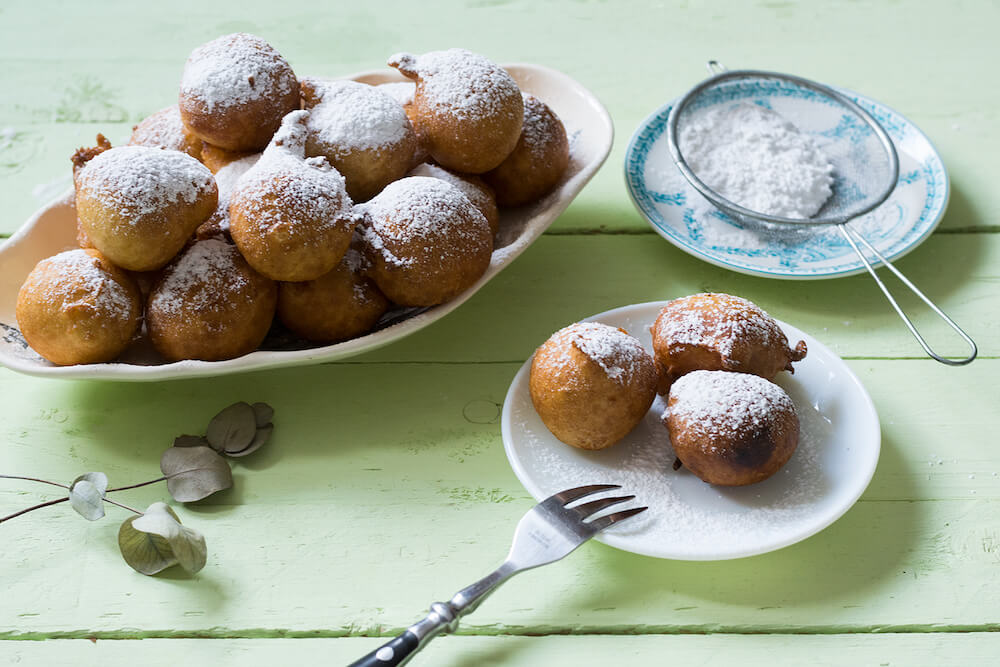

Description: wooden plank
[1,0,998,233]
[4,634,1000,666]
[1,360,997,636]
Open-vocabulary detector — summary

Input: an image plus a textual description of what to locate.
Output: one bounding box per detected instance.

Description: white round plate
[501,301,881,560]
[624,81,948,280]
[0,64,612,381]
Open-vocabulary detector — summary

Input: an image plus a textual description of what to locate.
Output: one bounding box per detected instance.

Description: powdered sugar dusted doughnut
[179,33,300,152]
[378,81,429,165]
[74,145,218,272]
[359,176,492,306]
[665,370,799,486]
[128,105,202,160]
[16,249,141,365]
[277,248,389,343]
[196,152,261,239]
[485,94,569,206]
[651,293,807,393]
[301,78,417,201]
[388,49,522,173]
[229,111,355,282]
[530,322,658,450]
[407,162,499,236]
[147,239,276,361]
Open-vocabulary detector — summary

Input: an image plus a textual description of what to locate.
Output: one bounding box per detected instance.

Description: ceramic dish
[501,301,881,560]
[625,83,948,280]
[0,64,612,381]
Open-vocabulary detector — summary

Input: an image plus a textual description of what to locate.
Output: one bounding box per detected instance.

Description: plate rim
[500,300,882,560]
[623,85,950,280]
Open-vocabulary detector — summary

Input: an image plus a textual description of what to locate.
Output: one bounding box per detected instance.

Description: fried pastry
[388,49,522,173]
[360,176,492,306]
[229,110,355,282]
[407,162,499,236]
[650,293,807,392]
[179,33,300,152]
[128,105,202,160]
[16,249,141,365]
[484,94,569,206]
[74,145,218,272]
[530,322,658,450]
[377,81,429,165]
[199,141,259,174]
[665,370,799,486]
[195,152,260,240]
[146,239,276,361]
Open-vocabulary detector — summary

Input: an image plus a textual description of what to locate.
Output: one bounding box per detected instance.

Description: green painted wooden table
[2,1,998,664]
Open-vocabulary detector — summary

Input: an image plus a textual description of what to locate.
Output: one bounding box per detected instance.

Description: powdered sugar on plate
[544,321,651,385]
[502,302,880,560]
[303,79,412,154]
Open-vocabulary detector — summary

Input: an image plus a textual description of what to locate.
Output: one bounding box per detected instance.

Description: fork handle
[348,602,457,667]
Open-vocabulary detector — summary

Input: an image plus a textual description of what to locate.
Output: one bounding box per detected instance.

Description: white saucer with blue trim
[625,82,948,280]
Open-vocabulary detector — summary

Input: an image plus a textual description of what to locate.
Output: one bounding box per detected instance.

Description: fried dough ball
[129,105,202,160]
[300,78,417,202]
[530,322,658,450]
[146,239,276,361]
[378,81,429,165]
[359,176,492,306]
[195,153,260,240]
[179,33,300,152]
[650,293,807,393]
[407,162,499,236]
[74,145,218,272]
[16,249,141,365]
[229,111,355,282]
[199,141,258,174]
[388,49,522,173]
[665,370,799,486]
[277,248,390,343]
[484,94,570,206]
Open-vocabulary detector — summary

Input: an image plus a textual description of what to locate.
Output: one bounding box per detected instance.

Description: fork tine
[571,495,636,518]
[548,484,621,505]
[585,506,648,532]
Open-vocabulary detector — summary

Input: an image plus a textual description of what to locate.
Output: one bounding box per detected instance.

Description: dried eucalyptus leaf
[226,423,273,458]
[174,434,210,449]
[252,402,274,428]
[118,502,206,575]
[160,446,233,502]
[206,402,257,454]
[68,472,108,521]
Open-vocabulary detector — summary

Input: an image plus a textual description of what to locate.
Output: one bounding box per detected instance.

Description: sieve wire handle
[837,224,977,366]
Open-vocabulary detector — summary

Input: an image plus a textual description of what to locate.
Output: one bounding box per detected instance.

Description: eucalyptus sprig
[0,401,274,576]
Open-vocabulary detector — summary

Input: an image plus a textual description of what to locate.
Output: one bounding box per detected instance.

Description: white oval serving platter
[502,301,881,560]
[0,64,613,381]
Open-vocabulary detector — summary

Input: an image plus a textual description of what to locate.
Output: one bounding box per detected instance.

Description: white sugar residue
[654,293,777,359]
[42,249,134,317]
[129,106,189,152]
[77,145,215,218]
[389,49,520,121]
[547,322,651,385]
[666,370,794,441]
[680,103,834,219]
[378,81,415,106]
[520,93,560,159]
[512,379,828,557]
[0,126,16,150]
[149,239,248,319]
[181,33,296,112]
[407,163,493,223]
[360,176,486,267]
[303,79,411,153]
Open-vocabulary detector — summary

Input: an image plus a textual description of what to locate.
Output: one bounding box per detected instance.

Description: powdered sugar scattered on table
[679,103,834,219]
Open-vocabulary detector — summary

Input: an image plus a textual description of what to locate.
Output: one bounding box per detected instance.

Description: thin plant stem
[0,497,69,524]
[102,497,142,515]
[106,476,166,493]
[0,474,68,490]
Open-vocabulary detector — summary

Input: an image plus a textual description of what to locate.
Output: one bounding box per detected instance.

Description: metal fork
[349,484,646,667]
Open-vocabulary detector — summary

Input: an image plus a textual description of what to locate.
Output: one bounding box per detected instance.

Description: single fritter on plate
[128,105,202,160]
[359,176,492,306]
[146,239,276,362]
[530,322,658,450]
[73,144,218,272]
[179,32,300,152]
[485,93,569,206]
[388,48,522,173]
[16,249,141,366]
[664,370,799,486]
[301,78,417,202]
[650,293,807,393]
[229,110,356,282]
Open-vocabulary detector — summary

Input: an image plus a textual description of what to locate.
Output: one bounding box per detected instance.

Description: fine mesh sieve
[667,62,976,366]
